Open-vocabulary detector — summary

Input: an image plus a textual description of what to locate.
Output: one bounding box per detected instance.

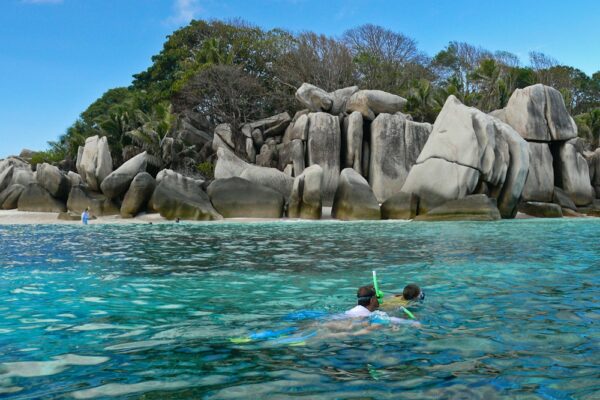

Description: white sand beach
[0,208,336,225]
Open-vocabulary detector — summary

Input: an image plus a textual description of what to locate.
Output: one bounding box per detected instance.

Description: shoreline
[0,209,595,225]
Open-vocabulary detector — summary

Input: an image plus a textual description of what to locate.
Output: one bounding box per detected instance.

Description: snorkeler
[345,285,380,317]
[381,284,425,311]
[230,281,419,345]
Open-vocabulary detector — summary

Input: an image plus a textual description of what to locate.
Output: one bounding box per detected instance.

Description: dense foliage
[39,19,600,167]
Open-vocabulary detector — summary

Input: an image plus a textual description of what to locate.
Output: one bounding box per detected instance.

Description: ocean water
[0,219,599,399]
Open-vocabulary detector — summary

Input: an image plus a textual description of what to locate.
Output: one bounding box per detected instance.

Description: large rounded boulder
[295,83,333,112]
[414,194,501,221]
[76,135,113,191]
[306,112,341,205]
[381,192,419,220]
[149,169,221,221]
[342,111,363,174]
[18,183,66,213]
[288,165,323,219]
[345,90,407,120]
[0,165,14,193]
[67,185,119,216]
[332,168,380,220]
[369,113,431,202]
[521,142,554,202]
[36,163,70,200]
[100,152,148,199]
[207,177,284,218]
[215,148,293,198]
[587,148,600,198]
[558,139,594,206]
[120,172,156,218]
[518,201,563,218]
[0,184,25,210]
[503,84,577,142]
[401,95,529,218]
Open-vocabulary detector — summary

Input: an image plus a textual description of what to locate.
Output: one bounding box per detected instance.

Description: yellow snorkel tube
[372,270,416,319]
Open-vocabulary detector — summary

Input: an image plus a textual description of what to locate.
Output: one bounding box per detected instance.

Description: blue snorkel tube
[372,270,416,319]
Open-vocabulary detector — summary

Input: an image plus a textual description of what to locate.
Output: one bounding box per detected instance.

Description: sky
[1,0,600,158]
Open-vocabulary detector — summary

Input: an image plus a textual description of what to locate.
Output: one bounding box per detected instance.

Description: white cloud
[22,0,64,4]
[165,0,202,25]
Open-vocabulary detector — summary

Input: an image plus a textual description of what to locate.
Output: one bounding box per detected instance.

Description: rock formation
[120,172,156,218]
[521,143,554,202]
[414,194,501,221]
[288,165,323,219]
[306,112,341,205]
[214,148,294,198]
[0,184,25,210]
[503,84,577,142]
[518,201,563,218]
[381,192,419,220]
[18,183,67,213]
[587,148,600,198]
[401,95,529,217]
[332,168,380,220]
[3,80,599,222]
[346,90,407,120]
[207,177,285,218]
[497,84,594,210]
[369,113,431,202]
[342,111,363,174]
[558,139,594,206]
[36,163,70,201]
[149,169,221,221]
[76,135,113,191]
[100,152,148,199]
[67,186,119,216]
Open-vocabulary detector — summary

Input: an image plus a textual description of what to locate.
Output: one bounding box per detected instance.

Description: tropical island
[1,20,600,223]
[2,8,600,399]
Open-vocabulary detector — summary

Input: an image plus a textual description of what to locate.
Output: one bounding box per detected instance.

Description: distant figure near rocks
[81,207,90,225]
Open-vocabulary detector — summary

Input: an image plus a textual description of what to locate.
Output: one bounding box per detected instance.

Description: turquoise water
[0,220,599,399]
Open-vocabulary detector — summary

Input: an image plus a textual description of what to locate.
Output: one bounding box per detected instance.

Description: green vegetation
[196,161,215,180]
[41,20,600,167]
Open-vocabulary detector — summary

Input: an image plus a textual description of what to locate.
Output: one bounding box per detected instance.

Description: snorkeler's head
[403,284,424,301]
[357,285,379,310]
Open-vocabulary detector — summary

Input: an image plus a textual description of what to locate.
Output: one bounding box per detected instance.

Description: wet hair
[403,284,421,301]
[357,285,376,307]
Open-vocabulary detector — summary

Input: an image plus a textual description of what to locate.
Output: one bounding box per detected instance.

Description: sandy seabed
[0,208,336,225]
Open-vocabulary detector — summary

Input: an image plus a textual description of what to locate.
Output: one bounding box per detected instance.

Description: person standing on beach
[81,208,90,225]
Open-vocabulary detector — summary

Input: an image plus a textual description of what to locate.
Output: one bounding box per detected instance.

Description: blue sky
[1,0,599,158]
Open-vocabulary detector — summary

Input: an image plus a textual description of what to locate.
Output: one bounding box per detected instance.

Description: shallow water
[0,219,599,399]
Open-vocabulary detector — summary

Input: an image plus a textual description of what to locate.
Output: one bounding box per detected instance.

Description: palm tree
[586,109,600,148]
[407,79,440,123]
[124,102,175,169]
[575,109,600,149]
[470,58,503,111]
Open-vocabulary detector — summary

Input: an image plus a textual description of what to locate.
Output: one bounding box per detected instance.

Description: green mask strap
[372,270,383,304]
